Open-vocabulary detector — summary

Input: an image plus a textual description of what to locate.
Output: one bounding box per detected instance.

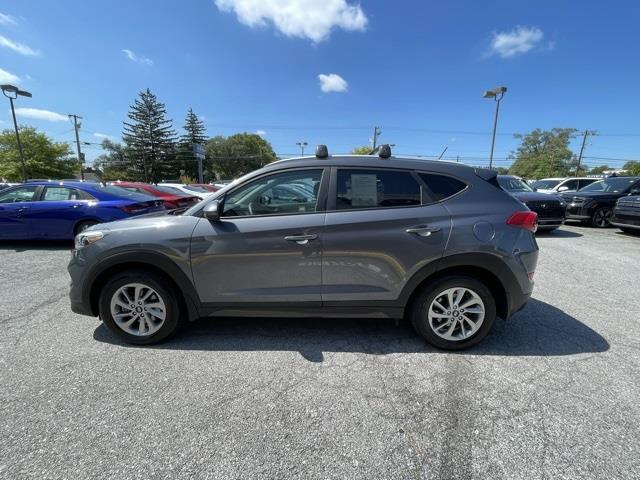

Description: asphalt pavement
[1,225,639,479]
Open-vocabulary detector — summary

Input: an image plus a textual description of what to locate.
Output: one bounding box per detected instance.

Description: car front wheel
[410,276,496,350]
[98,271,183,345]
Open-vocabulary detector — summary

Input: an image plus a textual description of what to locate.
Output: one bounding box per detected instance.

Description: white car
[155,183,213,200]
[532,177,601,194]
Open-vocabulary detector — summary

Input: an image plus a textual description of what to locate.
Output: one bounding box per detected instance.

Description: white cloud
[15,108,68,122]
[94,132,115,140]
[214,0,367,43]
[255,129,266,137]
[122,49,153,66]
[0,35,40,56]
[0,13,17,25]
[0,67,20,84]
[488,26,544,59]
[318,73,348,93]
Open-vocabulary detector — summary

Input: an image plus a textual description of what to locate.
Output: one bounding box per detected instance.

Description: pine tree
[179,108,207,180]
[122,89,178,183]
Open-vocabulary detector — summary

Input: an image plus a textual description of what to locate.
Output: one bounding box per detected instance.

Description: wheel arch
[86,252,200,321]
[401,253,517,320]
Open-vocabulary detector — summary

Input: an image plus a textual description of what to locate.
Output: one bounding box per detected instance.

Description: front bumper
[68,248,97,317]
[565,203,592,220]
[611,210,640,229]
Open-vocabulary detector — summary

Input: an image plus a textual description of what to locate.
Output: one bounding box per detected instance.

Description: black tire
[409,275,496,350]
[74,220,98,235]
[98,270,184,345]
[590,207,612,228]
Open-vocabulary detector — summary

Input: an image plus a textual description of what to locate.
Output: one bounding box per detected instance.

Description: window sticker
[350,174,378,207]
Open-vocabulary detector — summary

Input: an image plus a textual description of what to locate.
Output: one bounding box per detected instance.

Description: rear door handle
[406,225,441,237]
[284,234,318,245]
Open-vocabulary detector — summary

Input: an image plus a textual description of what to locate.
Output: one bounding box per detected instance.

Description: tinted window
[561,180,579,191]
[419,173,467,201]
[89,184,151,199]
[42,187,80,201]
[156,185,186,195]
[336,169,421,210]
[580,177,640,193]
[533,179,561,189]
[223,169,322,217]
[0,186,38,203]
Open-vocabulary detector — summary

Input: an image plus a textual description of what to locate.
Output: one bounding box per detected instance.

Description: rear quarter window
[418,173,467,202]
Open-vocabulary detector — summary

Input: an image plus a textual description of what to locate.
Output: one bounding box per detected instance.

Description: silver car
[69,146,539,350]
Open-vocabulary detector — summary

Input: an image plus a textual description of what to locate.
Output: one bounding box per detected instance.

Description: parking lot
[0,225,638,479]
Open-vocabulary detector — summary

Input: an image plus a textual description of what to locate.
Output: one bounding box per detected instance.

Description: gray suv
[68,146,539,350]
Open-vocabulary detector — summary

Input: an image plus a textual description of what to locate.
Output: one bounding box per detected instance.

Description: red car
[110,182,201,210]
[189,183,220,193]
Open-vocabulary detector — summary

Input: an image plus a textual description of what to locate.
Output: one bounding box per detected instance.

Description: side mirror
[204,200,221,221]
[557,186,569,192]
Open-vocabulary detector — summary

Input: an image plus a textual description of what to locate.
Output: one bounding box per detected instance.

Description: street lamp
[296,141,308,156]
[482,86,507,170]
[1,84,32,182]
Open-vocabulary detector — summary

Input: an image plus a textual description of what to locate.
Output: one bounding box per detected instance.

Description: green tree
[623,161,640,176]
[0,127,75,180]
[589,165,611,175]
[508,128,578,179]
[205,133,277,180]
[122,89,178,183]
[352,146,373,155]
[94,139,139,181]
[178,108,207,180]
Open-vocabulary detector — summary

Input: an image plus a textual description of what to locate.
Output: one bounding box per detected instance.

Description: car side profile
[533,177,600,194]
[0,181,166,240]
[68,146,539,350]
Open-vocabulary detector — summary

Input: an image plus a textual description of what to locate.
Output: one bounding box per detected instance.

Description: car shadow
[0,240,73,252]
[93,299,609,362]
[536,229,583,238]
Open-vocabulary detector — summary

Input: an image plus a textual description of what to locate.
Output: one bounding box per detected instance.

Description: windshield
[532,179,561,190]
[155,185,187,195]
[183,185,209,193]
[498,176,534,192]
[579,177,639,193]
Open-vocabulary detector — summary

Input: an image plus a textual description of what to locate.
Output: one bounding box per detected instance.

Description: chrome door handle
[406,225,441,237]
[284,234,318,245]
[70,204,83,208]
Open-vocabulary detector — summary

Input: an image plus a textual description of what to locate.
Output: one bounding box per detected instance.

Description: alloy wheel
[593,208,612,227]
[427,287,485,341]
[109,283,167,336]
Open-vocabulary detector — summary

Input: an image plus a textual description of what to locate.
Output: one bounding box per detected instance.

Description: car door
[28,186,88,239]
[190,167,327,305]
[322,167,452,304]
[0,186,39,239]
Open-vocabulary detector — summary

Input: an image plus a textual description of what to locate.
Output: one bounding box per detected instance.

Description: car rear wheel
[74,220,98,235]
[410,276,496,350]
[98,271,183,345]
[591,207,612,228]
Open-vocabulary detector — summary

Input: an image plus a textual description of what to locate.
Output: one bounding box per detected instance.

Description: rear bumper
[537,217,565,228]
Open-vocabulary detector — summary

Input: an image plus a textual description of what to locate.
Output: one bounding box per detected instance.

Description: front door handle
[406,225,441,237]
[284,234,318,245]
[70,204,83,209]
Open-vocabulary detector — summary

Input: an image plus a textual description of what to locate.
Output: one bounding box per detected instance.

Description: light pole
[296,141,308,156]
[1,84,32,182]
[483,86,507,170]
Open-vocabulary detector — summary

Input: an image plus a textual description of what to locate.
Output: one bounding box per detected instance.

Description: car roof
[21,180,98,188]
[268,154,482,176]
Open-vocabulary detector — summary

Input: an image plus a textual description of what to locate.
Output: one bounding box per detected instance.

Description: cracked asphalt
[1,225,639,479]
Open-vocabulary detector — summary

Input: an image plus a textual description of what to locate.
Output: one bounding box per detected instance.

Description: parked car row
[0,180,220,240]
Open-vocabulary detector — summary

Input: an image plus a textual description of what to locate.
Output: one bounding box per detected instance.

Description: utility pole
[576,130,595,176]
[69,114,84,180]
[438,146,448,160]
[372,126,382,150]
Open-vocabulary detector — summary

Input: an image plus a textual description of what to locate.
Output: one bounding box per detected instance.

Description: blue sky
[1,0,639,169]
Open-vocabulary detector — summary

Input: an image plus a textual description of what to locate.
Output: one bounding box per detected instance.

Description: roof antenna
[378,144,392,159]
[315,144,329,159]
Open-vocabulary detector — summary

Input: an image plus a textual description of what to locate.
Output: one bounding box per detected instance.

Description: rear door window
[42,187,81,201]
[418,173,467,202]
[335,169,421,210]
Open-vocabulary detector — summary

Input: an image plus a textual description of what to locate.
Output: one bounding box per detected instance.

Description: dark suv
[562,176,640,227]
[68,146,539,350]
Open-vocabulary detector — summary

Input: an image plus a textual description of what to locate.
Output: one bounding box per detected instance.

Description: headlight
[74,230,104,249]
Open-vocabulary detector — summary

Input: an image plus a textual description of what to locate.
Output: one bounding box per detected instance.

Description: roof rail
[315,144,329,158]
[378,144,392,159]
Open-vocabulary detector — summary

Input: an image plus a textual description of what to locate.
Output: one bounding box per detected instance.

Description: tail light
[507,211,538,232]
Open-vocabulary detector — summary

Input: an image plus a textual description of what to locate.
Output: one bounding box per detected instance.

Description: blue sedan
[0,181,166,240]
